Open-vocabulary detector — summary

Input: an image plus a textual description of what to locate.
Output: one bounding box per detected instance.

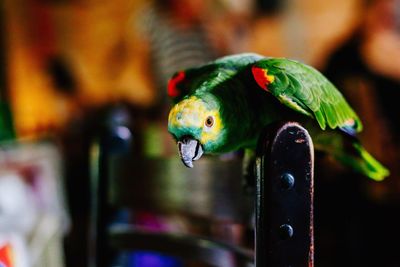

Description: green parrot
[167,53,389,181]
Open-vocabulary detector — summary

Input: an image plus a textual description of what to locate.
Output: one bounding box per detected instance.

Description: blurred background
[0,0,399,266]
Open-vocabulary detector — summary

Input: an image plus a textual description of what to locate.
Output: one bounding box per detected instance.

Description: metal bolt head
[281,173,295,189]
[279,224,294,240]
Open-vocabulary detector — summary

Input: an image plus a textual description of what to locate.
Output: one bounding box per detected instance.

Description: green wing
[251,58,363,133]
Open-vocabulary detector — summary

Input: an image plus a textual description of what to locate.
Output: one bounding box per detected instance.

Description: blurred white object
[0,173,38,235]
[0,141,69,267]
[0,173,35,267]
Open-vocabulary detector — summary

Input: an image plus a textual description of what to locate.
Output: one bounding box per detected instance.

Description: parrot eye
[205,116,214,128]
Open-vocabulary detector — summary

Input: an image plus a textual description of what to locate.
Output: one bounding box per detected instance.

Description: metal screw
[279,224,294,240]
[281,173,295,189]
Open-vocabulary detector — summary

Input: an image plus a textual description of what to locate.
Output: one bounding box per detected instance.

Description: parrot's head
[168,94,226,168]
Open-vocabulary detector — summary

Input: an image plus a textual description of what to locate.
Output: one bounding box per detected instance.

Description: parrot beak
[177,137,204,168]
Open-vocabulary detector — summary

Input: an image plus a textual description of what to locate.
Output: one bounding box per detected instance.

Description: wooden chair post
[255,121,314,267]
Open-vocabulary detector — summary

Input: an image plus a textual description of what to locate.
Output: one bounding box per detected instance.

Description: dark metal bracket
[255,121,314,267]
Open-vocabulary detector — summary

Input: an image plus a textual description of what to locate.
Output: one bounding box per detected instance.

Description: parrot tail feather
[336,142,390,181]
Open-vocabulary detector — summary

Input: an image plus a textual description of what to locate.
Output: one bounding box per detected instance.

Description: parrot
[167,53,390,181]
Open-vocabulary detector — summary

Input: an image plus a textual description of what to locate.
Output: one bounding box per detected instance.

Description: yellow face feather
[168,96,224,146]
